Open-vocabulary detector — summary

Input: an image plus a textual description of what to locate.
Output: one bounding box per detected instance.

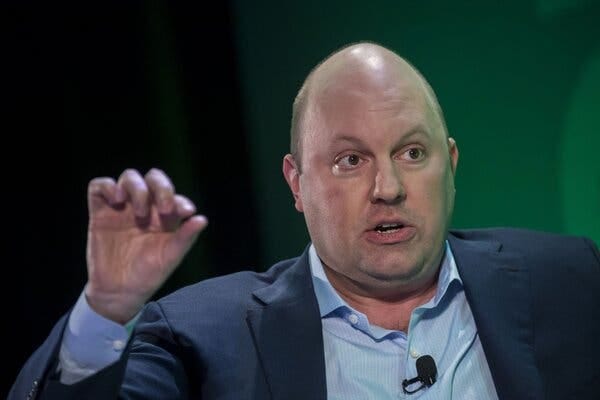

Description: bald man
[10,43,600,400]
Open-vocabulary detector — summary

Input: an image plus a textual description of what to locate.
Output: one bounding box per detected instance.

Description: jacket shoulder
[450,227,599,274]
[450,227,597,251]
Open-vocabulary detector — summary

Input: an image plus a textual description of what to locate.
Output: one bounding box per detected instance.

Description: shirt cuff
[59,290,140,383]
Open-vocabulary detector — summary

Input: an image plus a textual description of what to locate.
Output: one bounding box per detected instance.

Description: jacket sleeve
[9,302,191,400]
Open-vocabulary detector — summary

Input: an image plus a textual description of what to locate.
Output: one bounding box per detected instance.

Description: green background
[231,0,600,265]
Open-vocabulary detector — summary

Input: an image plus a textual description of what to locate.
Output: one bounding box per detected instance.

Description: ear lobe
[282,154,304,212]
[447,137,459,175]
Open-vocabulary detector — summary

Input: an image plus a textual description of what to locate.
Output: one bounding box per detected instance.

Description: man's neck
[323,267,439,332]
[342,282,436,332]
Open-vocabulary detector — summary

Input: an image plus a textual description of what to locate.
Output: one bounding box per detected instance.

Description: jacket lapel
[448,232,543,399]
[246,249,327,400]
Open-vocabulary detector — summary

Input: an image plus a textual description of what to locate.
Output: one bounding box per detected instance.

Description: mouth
[373,223,406,234]
[365,220,416,244]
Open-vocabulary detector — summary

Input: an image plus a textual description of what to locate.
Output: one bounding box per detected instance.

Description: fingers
[144,168,175,214]
[90,168,203,224]
[174,194,197,219]
[88,177,122,212]
[118,169,150,217]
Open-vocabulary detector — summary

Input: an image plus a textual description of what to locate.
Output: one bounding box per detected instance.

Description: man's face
[284,63,458,297]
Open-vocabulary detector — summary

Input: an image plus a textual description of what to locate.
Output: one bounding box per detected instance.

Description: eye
[335,153,365,170]
[400,147,425,162]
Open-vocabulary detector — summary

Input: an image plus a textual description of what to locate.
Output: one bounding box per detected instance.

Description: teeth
[376,223,404,232]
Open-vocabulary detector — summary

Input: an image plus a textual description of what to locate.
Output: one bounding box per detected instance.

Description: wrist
[84,282,145,324]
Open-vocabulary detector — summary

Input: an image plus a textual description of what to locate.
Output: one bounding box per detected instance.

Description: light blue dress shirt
[59,291,137,384]
[309,242,498,399]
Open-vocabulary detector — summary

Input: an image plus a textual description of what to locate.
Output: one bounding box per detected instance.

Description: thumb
[164,215,208,266]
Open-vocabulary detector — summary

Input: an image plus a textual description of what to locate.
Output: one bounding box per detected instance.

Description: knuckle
[88,177,112,190]
[147,167,165,176]
[121,168,141,180]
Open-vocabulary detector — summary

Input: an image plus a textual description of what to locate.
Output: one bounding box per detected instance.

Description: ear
[283,154,304,212]
[447,137,459,175]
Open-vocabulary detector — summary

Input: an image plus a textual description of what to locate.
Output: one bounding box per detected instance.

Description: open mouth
[366,221,415,243]
[374,223,405,233]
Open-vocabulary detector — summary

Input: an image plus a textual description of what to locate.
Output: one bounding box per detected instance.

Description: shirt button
[410,348,420,358]
[113,339,126,351]
[348,314,359,324]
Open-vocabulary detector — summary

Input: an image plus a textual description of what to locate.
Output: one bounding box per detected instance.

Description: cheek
[408,163,454,219]
[301,174,364,232]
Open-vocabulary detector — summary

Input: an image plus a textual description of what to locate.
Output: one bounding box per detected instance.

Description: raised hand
[84,168,208,324]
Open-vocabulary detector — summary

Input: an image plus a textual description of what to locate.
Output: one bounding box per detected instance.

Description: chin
[361,262,424,283]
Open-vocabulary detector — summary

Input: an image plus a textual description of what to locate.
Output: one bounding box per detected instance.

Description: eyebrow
[332,124,431,146]
[398,126,430,141]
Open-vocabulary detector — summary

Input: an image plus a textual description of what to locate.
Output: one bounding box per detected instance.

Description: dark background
[3,1,599,396]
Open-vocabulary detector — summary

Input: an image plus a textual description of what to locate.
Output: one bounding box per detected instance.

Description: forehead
[318,79,424,115]
[310,67,432,136]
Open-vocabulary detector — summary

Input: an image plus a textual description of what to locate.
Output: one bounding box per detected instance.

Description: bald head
[290,42,447,169]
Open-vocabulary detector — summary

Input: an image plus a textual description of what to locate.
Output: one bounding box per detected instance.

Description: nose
[371,160,406,204]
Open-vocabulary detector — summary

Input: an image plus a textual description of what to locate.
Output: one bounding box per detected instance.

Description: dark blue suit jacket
[10,228,600,399]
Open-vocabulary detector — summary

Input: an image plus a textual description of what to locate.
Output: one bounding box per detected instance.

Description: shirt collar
[309,241,463,320]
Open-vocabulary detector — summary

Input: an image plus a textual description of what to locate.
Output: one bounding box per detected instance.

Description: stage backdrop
[231,0,600,265]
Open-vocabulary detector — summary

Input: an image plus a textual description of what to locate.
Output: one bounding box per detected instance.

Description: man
[10,42,600,399]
